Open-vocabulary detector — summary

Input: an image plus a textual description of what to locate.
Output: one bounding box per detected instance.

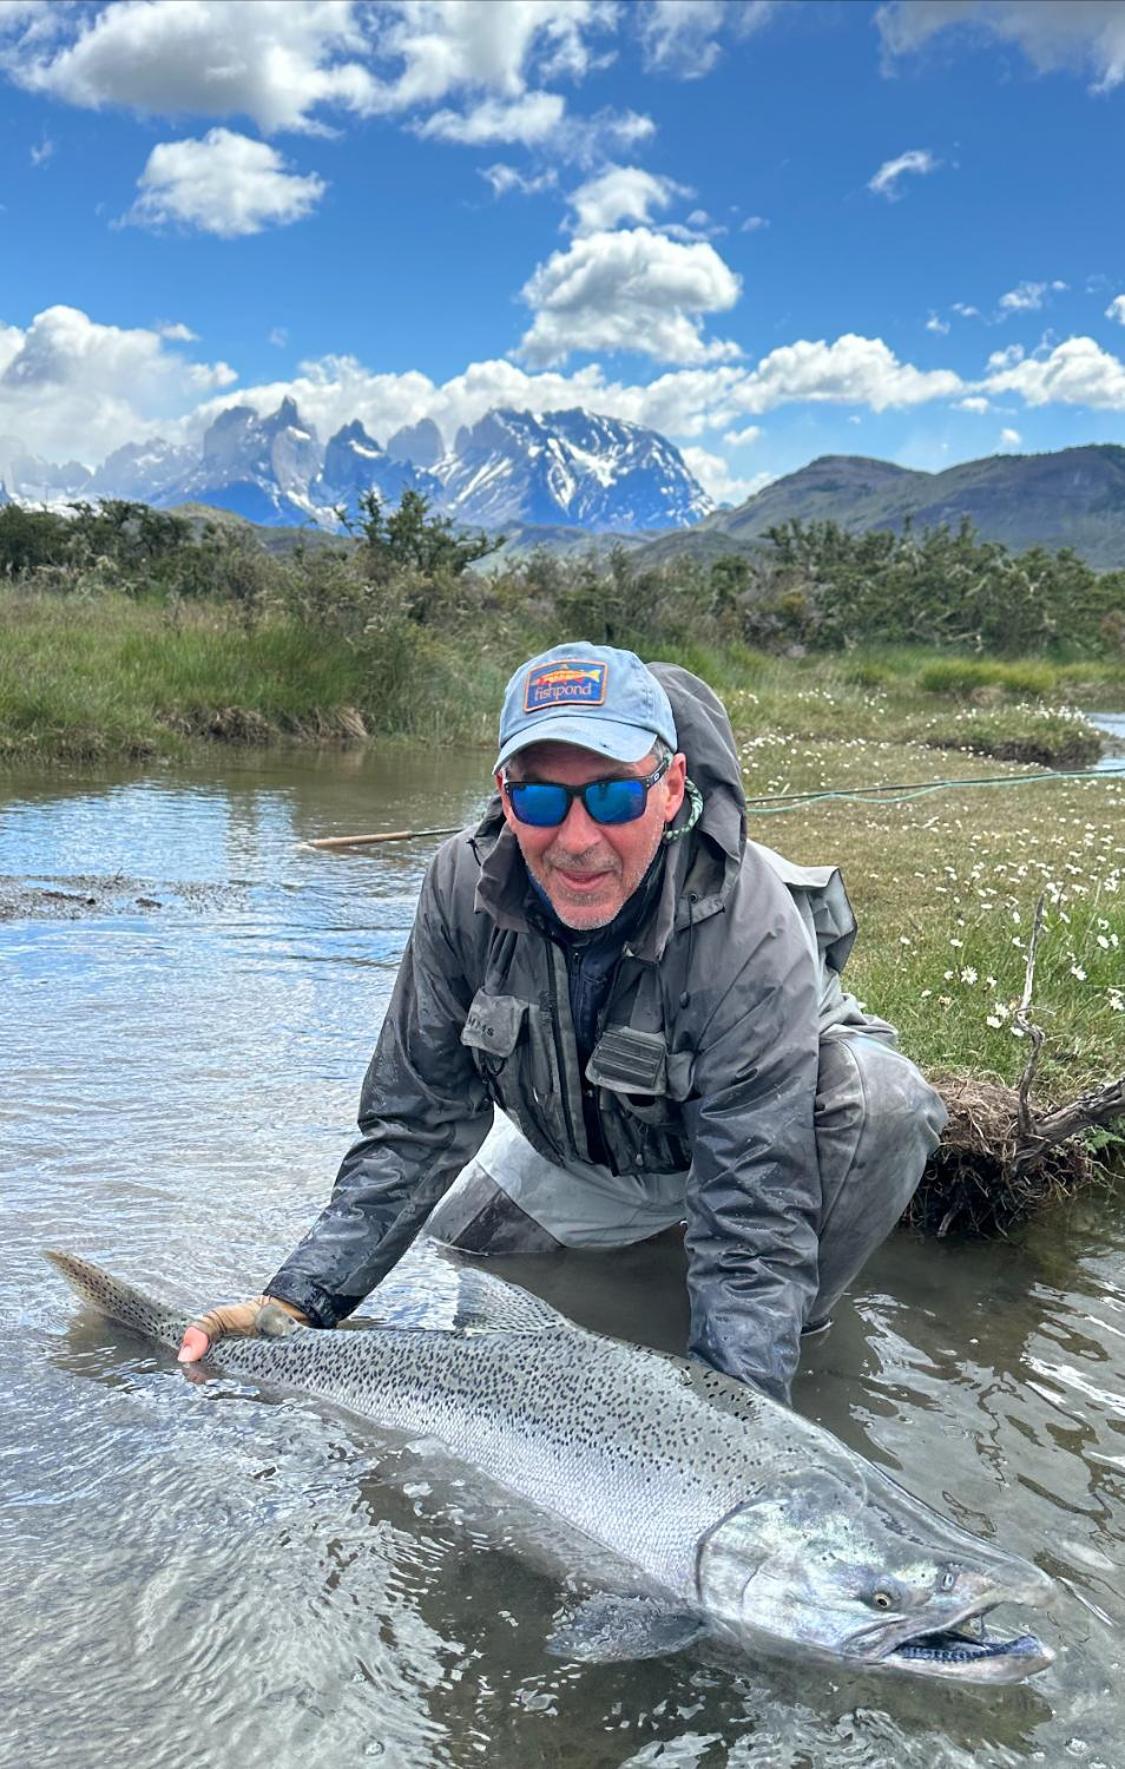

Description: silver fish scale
[218,1321,812,1597]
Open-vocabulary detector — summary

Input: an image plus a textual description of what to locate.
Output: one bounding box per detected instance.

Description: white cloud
[29,134,52,165]
[0,305,971,477]
[951,301,980,319]
[729,333,963,414]
[876,1,1125,93]
[638,0,774,79]
[480,161,557,198]
[566,163,687,235]
[739,214,768,233]
[417,90,565,145]
[157,321,198,342]
[268,327,289,348]
[0,0,638,154]
[998,278,1067,314]
[3,0,379,134]
[984,334,1125,408]
[722,424,762,446]
[987,342,1024,371]
[999,427,1022,447]
[0,303,236,463]
[1105,295,1125,325]
[681,444,770,506]
[517,225,743,367]
[925,312,950,334]
[868,148,940,200]
[955,395,991,413]
[127,129,326,237]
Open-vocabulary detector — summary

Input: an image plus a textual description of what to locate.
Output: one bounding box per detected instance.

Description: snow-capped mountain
[87,439,196,502]
[1,400,712,535]
[386,417,444,469]
[434,407,712,530]
[310,419,439,518]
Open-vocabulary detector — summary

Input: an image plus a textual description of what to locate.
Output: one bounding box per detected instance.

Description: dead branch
[1014,892,1046,1147]
[1029,1074,1125,1149]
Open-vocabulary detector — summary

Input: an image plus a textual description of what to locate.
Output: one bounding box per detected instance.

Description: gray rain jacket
[268,664,865,1400]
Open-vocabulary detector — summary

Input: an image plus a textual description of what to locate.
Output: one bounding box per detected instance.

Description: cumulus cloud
[729,333,962,414]
[2,0,378,134]
[638,0,774,79]
[722,424,762,446]
[876,1,1125,93]
[566,163,688,235]
[680,444,771,506]
[999,427,1022,447]
[516,225,743,367]
[126,129,326,236]
[984,334,1125,407]
[1105,294,1125,324]
[0,303,236,463]
[739,214,768,233]
[955,395,991,413]
[868,147,940,200]
[925,312,950,334]
[0,0,641,153]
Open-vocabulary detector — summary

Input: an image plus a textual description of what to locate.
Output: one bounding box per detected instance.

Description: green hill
[635,444,1125,571]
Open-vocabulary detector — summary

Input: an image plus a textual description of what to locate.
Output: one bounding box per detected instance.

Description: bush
[916,658,1057,698]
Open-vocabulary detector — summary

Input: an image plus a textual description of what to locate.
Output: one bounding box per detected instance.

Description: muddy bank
[0,872,250,921]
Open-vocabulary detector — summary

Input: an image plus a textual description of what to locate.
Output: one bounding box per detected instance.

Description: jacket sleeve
[681,884,822,1405]
[265,844,492,1327]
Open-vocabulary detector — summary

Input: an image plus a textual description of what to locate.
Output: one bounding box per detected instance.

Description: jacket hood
[648,662,745,862]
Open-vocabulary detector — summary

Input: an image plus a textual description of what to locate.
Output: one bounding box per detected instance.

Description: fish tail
[44,1250,190,1351]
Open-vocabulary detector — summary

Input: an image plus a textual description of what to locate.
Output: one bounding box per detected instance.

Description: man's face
[497,739,687,931]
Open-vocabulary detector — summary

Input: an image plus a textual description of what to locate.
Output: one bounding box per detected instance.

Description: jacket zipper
[543,934,590,1162]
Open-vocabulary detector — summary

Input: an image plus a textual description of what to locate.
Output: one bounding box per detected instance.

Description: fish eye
[940,1569,958,1592]
[871,1590,894,1611]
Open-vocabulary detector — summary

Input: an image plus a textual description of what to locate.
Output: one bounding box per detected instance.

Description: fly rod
[299,763,1122,849]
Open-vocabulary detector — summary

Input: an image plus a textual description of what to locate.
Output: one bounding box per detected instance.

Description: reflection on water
[2,751,1123,1769]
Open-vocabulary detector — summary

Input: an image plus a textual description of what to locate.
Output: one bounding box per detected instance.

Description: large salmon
[46,1249,1055,1683]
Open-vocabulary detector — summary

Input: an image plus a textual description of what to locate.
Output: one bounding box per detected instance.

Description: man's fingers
[176,1296,309,1365]
[177,1325,212,1364]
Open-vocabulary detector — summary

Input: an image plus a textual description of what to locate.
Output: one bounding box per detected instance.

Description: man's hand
[177,1295,309,1363]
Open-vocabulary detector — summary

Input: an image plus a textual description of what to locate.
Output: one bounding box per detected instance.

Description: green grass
[738,733,1125,1100]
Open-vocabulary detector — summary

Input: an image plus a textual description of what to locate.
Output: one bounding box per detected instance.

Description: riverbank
[0,589,1117,765]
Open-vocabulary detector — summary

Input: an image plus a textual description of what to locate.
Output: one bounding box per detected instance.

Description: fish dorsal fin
[679,1360,770,1425]
[362,1253,573,1335]
[448,1266,571,1334]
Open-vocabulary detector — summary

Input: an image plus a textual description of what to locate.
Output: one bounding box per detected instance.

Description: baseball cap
[494,642,677,773]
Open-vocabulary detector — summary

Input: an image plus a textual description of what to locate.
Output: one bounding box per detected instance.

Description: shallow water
[2,747,1123,1769]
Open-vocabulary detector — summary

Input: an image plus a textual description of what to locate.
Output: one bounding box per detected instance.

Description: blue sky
[5,0,1125,504]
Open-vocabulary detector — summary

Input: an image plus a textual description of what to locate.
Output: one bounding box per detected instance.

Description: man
[180,643,947,1401]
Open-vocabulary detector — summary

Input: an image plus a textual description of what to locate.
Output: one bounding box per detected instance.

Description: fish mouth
[877,1605,1054,1683]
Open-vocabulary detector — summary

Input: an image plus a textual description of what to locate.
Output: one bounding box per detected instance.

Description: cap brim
[494,714,659,774]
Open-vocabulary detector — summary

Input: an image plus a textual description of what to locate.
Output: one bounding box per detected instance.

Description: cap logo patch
[523,658,608,712]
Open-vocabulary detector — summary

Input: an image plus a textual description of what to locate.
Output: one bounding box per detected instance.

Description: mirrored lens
[583,778,646,824]
[508,783,571,826]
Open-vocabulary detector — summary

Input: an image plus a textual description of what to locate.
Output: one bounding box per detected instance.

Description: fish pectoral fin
[546,1595,708,1663]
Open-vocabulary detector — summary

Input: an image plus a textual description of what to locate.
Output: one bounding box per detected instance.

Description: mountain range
[634,445,1125,571]
[0,401,712,536]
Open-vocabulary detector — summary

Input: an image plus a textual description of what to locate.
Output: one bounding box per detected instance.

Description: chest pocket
[586,1026,687,1149]
[461,991,527,1071]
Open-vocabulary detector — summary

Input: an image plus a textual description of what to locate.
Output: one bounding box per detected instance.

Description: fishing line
[303,763,1123,847]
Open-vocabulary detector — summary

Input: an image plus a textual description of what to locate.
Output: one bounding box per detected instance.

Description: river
[1,740,1123,1769]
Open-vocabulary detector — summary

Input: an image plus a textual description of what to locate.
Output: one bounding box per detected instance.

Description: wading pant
[426,1027,949,1329]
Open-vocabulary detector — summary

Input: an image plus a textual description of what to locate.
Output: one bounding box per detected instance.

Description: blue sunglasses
[503,750,671,827]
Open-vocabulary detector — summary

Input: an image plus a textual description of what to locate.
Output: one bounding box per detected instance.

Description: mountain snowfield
[0,400,714,536]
